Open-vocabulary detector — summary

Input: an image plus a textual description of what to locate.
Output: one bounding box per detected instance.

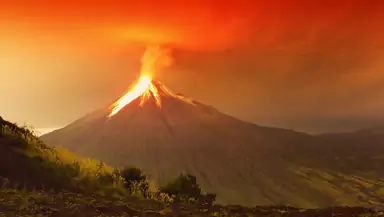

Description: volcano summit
[41,46,384,207]
[41,77,384,207]
[109,78,196,117]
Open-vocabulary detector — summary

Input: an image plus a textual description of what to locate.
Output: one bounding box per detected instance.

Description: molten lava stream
[108,45,172,118]
[108,75,162,117]
[109,75,150,117]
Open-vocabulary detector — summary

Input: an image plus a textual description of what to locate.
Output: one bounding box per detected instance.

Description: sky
[1,0,384,134]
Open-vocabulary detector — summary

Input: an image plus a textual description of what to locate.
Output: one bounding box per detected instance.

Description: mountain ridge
[41,81,384,207]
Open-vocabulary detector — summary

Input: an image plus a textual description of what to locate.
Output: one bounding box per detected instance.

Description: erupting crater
[108,45,195,118]
[108,76,196,118]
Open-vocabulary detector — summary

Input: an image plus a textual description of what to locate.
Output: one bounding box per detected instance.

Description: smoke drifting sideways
[94,1,260,51]
[1,0,261,52]
[2,0,381,52]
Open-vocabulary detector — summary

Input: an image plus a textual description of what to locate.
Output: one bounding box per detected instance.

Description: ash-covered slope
[41,81,384,207]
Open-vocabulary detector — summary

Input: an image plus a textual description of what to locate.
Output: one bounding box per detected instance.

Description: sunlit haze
[1,0,384,133]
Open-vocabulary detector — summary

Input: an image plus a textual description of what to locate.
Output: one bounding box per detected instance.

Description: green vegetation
[1,116,383,216]
[0,116,126,198]
[159,173,217,210]
[160,174,202,199]
[119,167,149,196]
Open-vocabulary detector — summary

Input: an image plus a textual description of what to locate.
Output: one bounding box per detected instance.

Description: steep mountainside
[3,116,384,216]
[41,81,384,207]
[310,128,384,178]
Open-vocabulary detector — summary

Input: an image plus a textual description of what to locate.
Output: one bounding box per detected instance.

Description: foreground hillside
[1,186,383,217]
[1,116,384,216]
[0,116,125,196]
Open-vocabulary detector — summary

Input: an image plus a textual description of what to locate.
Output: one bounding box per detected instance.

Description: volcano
[41,78,384,207]
[41,46,384,207]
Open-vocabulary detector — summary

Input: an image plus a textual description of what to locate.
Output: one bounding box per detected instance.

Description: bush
[159,173,217,207]
[119,167,149,196]
[159,173,202,200]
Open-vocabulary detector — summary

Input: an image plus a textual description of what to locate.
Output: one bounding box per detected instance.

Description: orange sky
[1,0,384,133]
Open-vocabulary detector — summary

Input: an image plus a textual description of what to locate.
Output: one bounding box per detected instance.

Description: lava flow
[108,46,172,117]
[108,75,161,117]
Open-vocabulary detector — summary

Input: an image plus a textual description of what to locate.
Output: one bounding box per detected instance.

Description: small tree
[120,167,148,195]
[160,173,202,200]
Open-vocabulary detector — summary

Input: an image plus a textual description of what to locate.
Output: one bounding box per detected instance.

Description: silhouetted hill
[0,116,125,194]
[41,82,384,207]
[309,128,384,178]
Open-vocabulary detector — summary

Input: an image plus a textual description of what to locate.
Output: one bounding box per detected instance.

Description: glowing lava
[108,46,172,117]
[108,75,161,117]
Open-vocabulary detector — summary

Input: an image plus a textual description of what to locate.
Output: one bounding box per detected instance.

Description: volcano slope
[41,81,384,207]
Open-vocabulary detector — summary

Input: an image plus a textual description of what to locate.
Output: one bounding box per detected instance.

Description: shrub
[160,173,217,207]
[159,173,202,200]
[119,167,149,196]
